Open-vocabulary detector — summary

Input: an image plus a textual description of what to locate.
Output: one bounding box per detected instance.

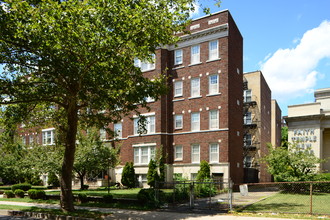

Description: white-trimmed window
[191,144,200,163]
[174,49,183,65]
[191,112,200,131]
[114,123,122,138]
[134,54,156,72]
[209,143,219,163]
[244,156,252,168]
[244,133,252,147]
[134,114,156,135]
[29,135,34,145]
[191,78,200,97]
[174,145,183,161]
[174,81,183,97]
[191,45,200,64]
[244,112,252,125]
[100,128,107,140]
[244,90,252,102]
[22,136,26,145]
[174,114,183,129]
[209,40,219,60]
[133,145,156,165]
[209,75,219,94]
[42,128,55,145]
[209,110,219,130]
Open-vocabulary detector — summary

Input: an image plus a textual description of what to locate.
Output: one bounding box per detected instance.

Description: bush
[47,172,60,187]
[77,193,88,203]
[4,190,15,198]
[81,184,89,190]
[195,179,216,198]
[103,194,114,203]
[0,182,3,186]
[121,162,136,188]
[11,183,32,192]
[137,188,158,206]
[14,189,25,198]
[27,189,46,200]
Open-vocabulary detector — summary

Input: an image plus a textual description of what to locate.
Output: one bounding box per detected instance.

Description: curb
[8,210,96,220]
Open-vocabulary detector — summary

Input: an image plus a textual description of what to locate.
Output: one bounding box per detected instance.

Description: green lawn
[242,192,330,215]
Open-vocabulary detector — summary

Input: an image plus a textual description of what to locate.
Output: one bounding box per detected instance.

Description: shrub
[121,162,136,188]
[103,194,114,203]
[28,189,46,200]
[14,189,25,198]
[11,183,32,192]
[47,172,60,187]
[0,182,3,186]
[137,188,159,207]
[81,184,89,190]
[196,160,210,181]
[4,190,15,198]
[195,179,217,198]
[147,159,159,188]
[77,193,88,203]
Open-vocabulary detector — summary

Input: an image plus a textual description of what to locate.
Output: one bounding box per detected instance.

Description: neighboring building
[285,88,330,172]
[243,71,282,183]
[109,10,244,186]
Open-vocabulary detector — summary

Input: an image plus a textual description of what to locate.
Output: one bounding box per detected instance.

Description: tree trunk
[79,174,85,190]
[60,101,78,212]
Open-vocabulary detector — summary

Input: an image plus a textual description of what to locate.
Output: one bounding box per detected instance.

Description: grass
[0,197,59,204]
[241,192,330,215]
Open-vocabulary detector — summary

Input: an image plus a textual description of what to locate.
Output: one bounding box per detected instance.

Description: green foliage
[262,144,324,182]
[103,194,114,203]
[158,155,166,183]
[27,189,46,200]
[0,182,3,186]
[147,159,159,188]
[121,162,136,188]
[47,172,60,187]
[4,190,15,198]
[14,189,25,198]
[74,128,120,189]
[173,176,189,202]
[195,179,217,198]
[196,160,211,181]
[137,188,157,206]
[77,193,88,203]
[281,126,288,148]
[11,183,32,192]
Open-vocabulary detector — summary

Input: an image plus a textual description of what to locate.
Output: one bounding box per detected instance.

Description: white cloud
[189,2,201,17]
[260,20,330,101]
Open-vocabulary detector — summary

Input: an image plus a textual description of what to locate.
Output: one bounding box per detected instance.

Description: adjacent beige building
[285,88,330,172]
[243,71,282,182]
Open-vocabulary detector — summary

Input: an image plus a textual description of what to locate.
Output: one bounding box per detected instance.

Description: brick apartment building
[107,10,244,186]
[243,71,282,183]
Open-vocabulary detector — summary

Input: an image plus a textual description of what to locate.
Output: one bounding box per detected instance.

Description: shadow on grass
[240,202,305,213]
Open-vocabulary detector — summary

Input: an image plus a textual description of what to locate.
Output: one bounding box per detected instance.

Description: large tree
[0,0,197,211]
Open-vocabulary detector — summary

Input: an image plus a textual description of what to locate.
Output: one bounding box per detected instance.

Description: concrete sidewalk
[0,201,306,220]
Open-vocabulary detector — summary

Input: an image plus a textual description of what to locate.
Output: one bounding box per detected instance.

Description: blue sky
[194,0,330,116]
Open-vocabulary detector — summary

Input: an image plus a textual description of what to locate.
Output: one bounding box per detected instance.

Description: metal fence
[234,181,330,215]
[155,179,233,211]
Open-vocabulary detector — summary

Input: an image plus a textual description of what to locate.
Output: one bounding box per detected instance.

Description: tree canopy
[0,0,199,211]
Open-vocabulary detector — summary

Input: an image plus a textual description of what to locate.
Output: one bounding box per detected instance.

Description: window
[134,115,155,135]
[174,81,183,97]
[191,45,200,64]
[244,90,252,102]
[244,156,252,168]
[29,135,34,145]
[191,173,198,180]
[174,145,183,161]
[114,123,122,138]
[133,145,156,165]
[191,112,200,131]
[191,78,200,97]
[209,40,219,60]
[209,110,219,130]
[99,128,107,140]
[244,134,252,147]
[209,75,219,94]
[209,143,219,163]
[42,128,55,145]
[22,136,26,145]
[191,144,200,163]
[134,54,155,72]
[174,114,183,129]
[244,112,252,125]
[174,49,183,65]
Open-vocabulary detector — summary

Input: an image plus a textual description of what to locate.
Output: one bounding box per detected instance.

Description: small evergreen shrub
[11,183,32,192]
[28,189,46,199]
[77,193,88,203]
[4,190,15,198]
[14,189,25,198]
[47,172,60,187]
[103,194,114,203]
[147,159,159,188]
[121,162,136,188]
[137,188,159,207]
